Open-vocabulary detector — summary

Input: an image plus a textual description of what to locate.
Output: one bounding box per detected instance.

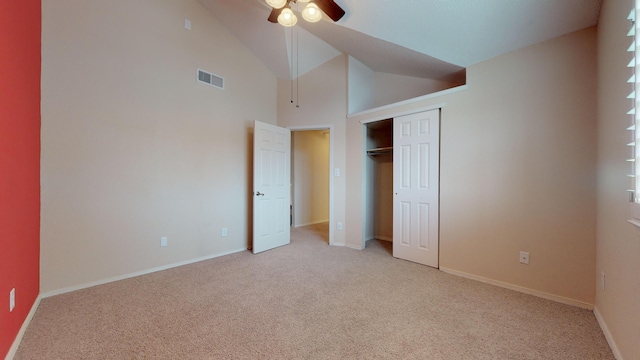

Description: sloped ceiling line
[198,0,601,81]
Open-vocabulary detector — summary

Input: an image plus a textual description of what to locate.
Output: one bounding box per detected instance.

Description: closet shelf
[367,146,393,155]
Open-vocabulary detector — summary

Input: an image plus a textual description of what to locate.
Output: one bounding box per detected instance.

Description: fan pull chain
[290,25,294,105]
[296,21,300,108]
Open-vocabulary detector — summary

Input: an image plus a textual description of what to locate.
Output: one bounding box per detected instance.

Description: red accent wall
[0,0,41,357]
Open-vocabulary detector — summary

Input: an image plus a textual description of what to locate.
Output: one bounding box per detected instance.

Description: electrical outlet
[519,251,530,265]
[337,222,343,230]
[10,288,15,312]
[160,237,168,247]
[221,228,228,237]
[601,272,605,291]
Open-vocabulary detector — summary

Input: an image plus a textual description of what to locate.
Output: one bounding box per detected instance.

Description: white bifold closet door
[392,109,440,268]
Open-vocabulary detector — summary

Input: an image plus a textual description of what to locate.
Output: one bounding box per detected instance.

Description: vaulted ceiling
[198,0,602,81]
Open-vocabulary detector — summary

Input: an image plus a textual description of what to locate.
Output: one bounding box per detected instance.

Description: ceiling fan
[266,0,345,26]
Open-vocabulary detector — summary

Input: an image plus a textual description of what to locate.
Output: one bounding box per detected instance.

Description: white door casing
[253,121,291,254]
[393,110,440,267]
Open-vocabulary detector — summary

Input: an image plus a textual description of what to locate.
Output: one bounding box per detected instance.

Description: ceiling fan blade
[268,7,283,23]
[315,0,345,22]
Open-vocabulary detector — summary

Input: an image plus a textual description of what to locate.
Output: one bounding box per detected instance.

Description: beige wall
[373,72,460,109]
[277,55,347,246]
[41,0,277,293]
[348,56,376,114]
[347,27,598,306]
[292,130,330,227]
[347,55,462,114]
[596,0,640,358]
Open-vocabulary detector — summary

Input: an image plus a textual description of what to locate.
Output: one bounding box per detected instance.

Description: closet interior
[364,119,393,246]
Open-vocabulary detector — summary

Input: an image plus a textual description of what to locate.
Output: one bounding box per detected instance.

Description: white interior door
[253,120,291,254]
[393,109,440,267]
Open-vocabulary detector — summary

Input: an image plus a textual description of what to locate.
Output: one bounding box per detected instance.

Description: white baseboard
[41,247,247,298]
[294,220,329,228]
[345,242,364,250]
[594,306,624,360]
[439,267,594,310]
[4,295,41,360]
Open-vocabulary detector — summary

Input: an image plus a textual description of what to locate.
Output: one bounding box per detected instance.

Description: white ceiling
[198,0,602,80]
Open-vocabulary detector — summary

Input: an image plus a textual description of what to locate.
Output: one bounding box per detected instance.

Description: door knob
[255,191,265,196]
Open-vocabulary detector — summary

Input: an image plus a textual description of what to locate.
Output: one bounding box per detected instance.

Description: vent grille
[197,68,224,89]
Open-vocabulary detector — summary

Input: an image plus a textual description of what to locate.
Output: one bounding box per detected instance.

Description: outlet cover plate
[10,288,15,312]
[160,237,168,247]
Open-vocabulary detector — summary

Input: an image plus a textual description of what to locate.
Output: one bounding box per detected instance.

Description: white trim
[294,219,330,227]
[357,124,368,250]
[440,267,594,310]
[287,124,335,246]
[347,84,468,119]
[287,125,332,131]
[4,295,41,360]
[594,307,624,360]
[357,103,446,125]
[629,202,640,228]
[345,243,363,250]
[41,248,246,298]
[627,218,640,228]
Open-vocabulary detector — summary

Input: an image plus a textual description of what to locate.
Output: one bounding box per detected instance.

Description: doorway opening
[361,109,441,268]
[364,119,394,254]
[290,126,333,245]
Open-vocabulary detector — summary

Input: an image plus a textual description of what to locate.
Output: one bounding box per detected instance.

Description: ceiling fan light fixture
[302,3,322,23]
[266,0,287,9]
[278,8,298,27]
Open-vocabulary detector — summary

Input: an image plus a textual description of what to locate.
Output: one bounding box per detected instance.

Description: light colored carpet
[15,223,614,359]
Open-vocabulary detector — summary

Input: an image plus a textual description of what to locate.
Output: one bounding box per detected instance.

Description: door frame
[288,124,335,246]
[359,104,444,251]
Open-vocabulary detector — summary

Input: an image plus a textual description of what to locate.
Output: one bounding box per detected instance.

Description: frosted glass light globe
[278,8,298,27]
[302,3,322,22]
[266,0,287,9]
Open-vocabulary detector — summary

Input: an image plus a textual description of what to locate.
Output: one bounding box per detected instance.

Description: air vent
[197,68,224,89]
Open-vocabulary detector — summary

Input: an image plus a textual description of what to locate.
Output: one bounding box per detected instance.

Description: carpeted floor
[14,223,614,359]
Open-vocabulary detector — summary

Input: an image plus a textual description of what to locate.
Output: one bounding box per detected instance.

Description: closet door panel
[393,109,440,268]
